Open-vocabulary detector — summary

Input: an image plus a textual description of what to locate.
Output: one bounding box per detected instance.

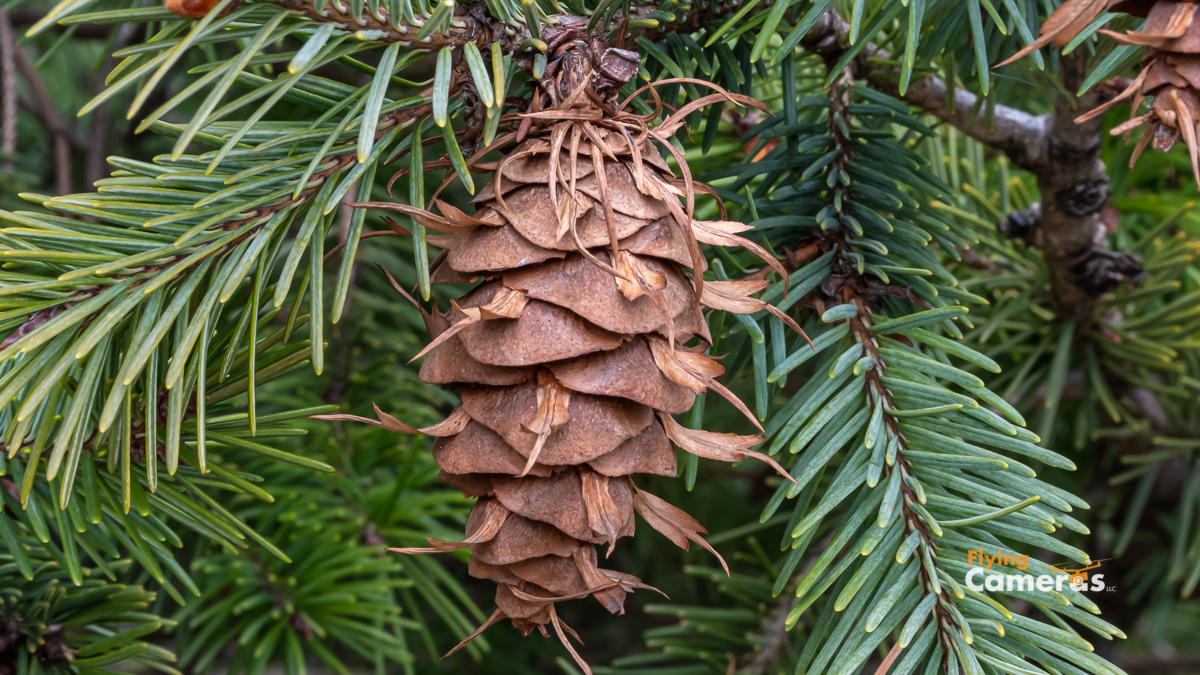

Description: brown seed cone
[322,51,802,671]
[1005,0,1200,183]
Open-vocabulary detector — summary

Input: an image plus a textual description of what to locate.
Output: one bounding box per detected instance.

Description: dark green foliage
[621,62,1120,674]
[0,552,175,673]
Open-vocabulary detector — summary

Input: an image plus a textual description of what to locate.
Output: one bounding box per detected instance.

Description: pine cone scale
[456,297,626,366]
[549,338,697,414]
[419,338,533,386]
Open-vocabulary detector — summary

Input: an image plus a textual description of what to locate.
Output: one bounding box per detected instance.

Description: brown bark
[896,71,1050,172]
[1036,50,1111,319]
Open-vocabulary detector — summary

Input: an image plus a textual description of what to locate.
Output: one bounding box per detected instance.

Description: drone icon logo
[1046,558,1116,591]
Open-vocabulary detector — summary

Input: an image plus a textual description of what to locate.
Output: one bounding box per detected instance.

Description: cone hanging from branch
[318,39,803,673]
[1002,0,1200,183]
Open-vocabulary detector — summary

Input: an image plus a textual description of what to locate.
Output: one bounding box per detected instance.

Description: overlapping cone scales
[412,136,715,633]
[1009,0,1200,181]
[336,115,802,664]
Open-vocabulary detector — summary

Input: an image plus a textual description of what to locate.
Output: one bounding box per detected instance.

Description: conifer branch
[272,0,497,49]
[847,294,961,655]
[805,8,1129,318]
[819,71,964,668]
[796,8,1048,173]
[878,72,1050,174]
[286,0,1053,173]
[268,0,715,52]
[726,35,1124,674]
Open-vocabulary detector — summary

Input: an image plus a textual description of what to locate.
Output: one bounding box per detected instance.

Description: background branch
[884,69,1049,172]
[12,47,72,195]
[810,8,1118,318]
[799,9,1049,173]
[0,8,15,174]
[271,0,727,54]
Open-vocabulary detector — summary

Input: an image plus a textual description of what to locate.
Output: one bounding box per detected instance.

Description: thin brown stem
[0,8,16,174]
[12,46,74,195]
[848,294,959,665]
[272,0,496,49]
